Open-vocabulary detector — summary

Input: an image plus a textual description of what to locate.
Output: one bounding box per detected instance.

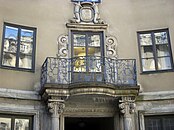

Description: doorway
[65,117,114,130]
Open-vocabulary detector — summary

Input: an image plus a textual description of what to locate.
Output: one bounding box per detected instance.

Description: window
[72,31,103,72]
[1,23,36,72]
[0,114,33,130]
[137,29,173,73]
[145,115,174,130]
[71,31,104,82]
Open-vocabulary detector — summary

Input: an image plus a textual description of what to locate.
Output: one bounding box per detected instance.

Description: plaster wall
[0,0,173,92]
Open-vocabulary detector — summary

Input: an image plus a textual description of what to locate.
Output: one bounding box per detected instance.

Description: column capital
[48,101,65,116]
[119,96,136,117]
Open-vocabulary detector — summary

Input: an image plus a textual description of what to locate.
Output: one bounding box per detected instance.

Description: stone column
[48,100,65,130]
[119,97,136,130]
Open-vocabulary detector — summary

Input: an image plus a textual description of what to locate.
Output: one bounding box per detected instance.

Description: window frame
[137,28,174,73]
[0,114,33,130]
[1,22,37,72]
[144,115,174,130]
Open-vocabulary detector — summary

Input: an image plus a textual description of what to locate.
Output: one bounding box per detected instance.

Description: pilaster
[48,99,65,130]
[119,97,136,130]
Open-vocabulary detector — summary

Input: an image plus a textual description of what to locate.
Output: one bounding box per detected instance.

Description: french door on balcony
[71,31,104,83]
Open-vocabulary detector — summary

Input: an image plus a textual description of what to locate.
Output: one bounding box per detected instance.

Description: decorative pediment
[70,1,104,24]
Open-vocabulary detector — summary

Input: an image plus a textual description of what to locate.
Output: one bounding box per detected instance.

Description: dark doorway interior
[65,117,114,130]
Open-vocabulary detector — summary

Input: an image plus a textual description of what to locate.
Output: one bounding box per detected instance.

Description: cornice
[42,86,139,100]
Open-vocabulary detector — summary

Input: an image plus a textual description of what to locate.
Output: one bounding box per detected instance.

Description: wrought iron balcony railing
[41,56,137,88]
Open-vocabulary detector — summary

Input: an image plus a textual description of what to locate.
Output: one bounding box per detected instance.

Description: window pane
[155,32,168,44]
[20,42,33,55]
[142,58,155,71]
[88,47,101,72]
[5,26,18,40]
[157,57,172,70]
[88,34,100,47]
[88,57,101,72]
[88,47,101,57]
[73,57,86,72]
[73,34,86,46]
[0,117,11,130]
[14,119,29,130]
[2,53,16,67]
[139,34,152,45]
[164,118,174,130]
[19,55,32,69]
[3,39,17,53]
[4,26,18,55]
[156,44,170,57]
[21,29,33,42]
[145,118,162,130]
[73,47,86,57]
[141,46,154,58]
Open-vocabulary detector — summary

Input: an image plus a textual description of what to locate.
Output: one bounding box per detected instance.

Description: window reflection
[142,58,155,71]
[88,34,100,46]
[5,26,18,40]
[139,34,152,45]
[21,29,33,42]
[158,57,172,70]
[73,34,85,46]
[138,29,173,72]
[1,24,35,70]
[155,32,168,44]
[156,44,169,57]
[0,118,11,130]
[19,55,32,69]
[141,46,153,58]
[14,119,29,130]
[73,33,102,72]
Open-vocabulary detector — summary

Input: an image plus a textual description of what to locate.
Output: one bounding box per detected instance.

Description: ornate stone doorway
[65,117,114,130]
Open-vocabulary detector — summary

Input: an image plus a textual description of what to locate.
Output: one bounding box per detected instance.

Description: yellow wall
[0,0,173,92]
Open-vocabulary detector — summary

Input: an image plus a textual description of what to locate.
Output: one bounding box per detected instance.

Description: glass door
[71,31,104,83]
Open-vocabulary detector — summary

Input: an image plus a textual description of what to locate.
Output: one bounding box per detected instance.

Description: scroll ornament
[48,102,65,116]
[106,36,118,59]
[57,35,68,58]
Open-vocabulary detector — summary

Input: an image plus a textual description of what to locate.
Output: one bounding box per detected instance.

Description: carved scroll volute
[106,36,118,59]
[48,102,65,116]
[57,35,68,58]
[119,97,136,117]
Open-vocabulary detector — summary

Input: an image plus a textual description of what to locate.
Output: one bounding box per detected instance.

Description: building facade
[0,0,174,130]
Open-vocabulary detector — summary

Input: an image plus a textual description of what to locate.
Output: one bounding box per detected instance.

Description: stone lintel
[137,91,174,101]
[66,23,108,30]
[0,88,40,100]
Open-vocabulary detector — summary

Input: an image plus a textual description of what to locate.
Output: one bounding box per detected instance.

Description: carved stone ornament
[48,102,65,116]
[70,2,104,24]
[57,34,68,58]
[106,36,118,59]
[119,97,136,116]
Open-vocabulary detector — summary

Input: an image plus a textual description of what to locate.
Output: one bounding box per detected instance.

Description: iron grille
[41,56,137,87]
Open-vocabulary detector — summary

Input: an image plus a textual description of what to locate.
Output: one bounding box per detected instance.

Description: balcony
[41,56,137,89]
